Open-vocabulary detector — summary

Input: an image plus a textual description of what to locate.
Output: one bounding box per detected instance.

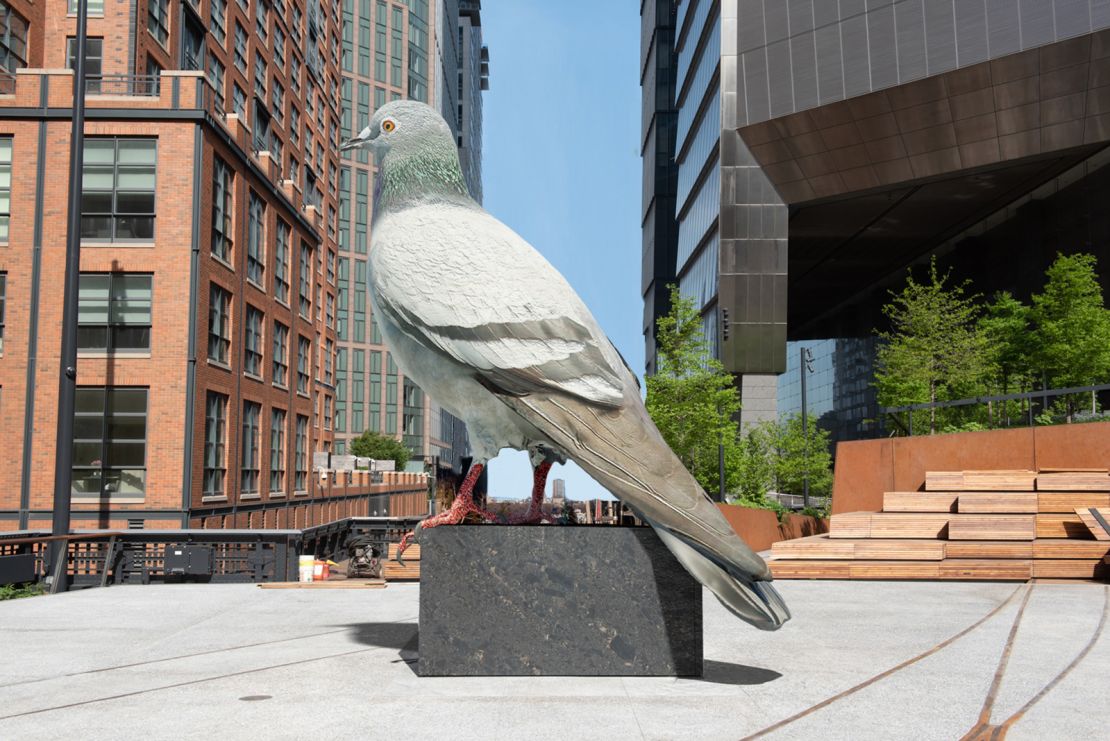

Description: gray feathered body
[370,195,790,630]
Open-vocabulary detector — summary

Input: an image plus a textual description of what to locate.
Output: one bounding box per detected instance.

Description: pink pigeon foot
[508,460,555,525]
[395,463,499,563]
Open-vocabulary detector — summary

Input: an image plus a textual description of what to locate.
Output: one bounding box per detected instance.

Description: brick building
[0,0,425,531]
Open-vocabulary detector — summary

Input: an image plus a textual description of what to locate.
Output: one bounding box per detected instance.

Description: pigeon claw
[395,525,420,566]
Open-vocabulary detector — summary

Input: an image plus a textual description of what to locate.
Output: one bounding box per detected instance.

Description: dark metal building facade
[643,0,1110,429]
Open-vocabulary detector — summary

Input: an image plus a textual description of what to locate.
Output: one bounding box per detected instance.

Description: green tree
[733,422,774,505]
[978,291,1032,425]
[1028,253,1110,421]
[646,286,741,497]
[874,258,990,434]
[349,430,411,471]
[767,415,833,498]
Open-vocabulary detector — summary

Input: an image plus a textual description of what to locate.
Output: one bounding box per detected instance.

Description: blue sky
[479,2,643,501]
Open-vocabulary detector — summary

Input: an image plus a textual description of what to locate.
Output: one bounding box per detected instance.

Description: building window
[254,54,266,99]
[297,335,310,394]
[81,138,156,242]
[324,394,333,430]
[244,305,263,377]
[68,0,105,15]
[255,0,268,42]
[298,241,312,318]
[233,23,247,73]
[147,0,169,45]
[232,83,247,118]
[247,190,265,286]
[294,414,308,491]
[241,401,261,495]
[72,387,147,499]
[272,81,284,123]
[273,25,285,71]
[145,56,162,95]
[206,53,225,111]
[274,219,290,302]
[272,321,289,386]
[208,283,231,364]
[0,1,28,86]
[210,0,226,43]
[0,136,10,241]
[212,156,232,262]
[270,408,286,493]
[203,391,227,497]
[66,37,103,94]
[0,272,5,353]
[77,273,152,353]
[325,338,333,383]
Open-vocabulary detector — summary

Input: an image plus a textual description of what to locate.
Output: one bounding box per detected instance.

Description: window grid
[294,415,308,492]
[246,190,265,286]
[147,0,169,45]
[297,336,310,394]
[212,156,233,261]
[0,136,9,241]
[81,137,157,242]
[241,401,261,495]
[208,283,231,364]
[0,271,4,353]
[270,408,286,493]
[203,391,227,497]
[77,272,152,353]
[210,0,226,43]
[298,241,312,318]
[244,305,263,377]
[274,219,290,302]
[272,321,289,386]
[72,387,148,499]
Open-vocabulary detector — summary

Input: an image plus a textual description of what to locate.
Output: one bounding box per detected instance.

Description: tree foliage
[645,286,741,497]
[877,252,1110,432]
[874,258,991,434]
[767,415,833,498]
[349,430,411,471]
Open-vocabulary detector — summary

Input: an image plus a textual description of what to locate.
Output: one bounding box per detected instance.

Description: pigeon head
[340,100,469,211]
[340,100,454,155]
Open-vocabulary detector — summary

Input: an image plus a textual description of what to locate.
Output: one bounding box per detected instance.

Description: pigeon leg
[508,460,554,524]
[395,462,498,563]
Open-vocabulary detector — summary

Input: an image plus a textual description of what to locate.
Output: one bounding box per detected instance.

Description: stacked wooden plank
[770,468,1110,581]
[383,543,422,581]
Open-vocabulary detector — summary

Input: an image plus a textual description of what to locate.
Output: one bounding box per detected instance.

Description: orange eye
[381,119,396,133]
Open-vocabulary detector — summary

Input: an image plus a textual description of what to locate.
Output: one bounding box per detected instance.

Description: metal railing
[85,74,161,97]
[881,383,1110,435]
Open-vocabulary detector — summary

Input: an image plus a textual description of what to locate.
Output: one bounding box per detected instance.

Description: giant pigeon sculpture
[340,101,790,631]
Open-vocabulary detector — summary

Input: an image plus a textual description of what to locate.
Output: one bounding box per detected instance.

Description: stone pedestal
[418,525,702,676]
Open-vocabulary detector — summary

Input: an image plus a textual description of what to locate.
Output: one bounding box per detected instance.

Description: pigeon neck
[376,141,469,214]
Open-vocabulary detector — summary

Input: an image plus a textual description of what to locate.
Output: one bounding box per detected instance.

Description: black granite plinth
[417,525,703,676]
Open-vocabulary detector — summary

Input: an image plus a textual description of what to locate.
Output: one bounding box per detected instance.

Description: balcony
[0,69,226,121]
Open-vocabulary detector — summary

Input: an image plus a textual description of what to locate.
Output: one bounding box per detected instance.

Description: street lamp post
[800,346,814,510]
[49,0,90,593]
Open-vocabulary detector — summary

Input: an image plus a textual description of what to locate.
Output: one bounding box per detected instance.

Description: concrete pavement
[0,580,1106,740]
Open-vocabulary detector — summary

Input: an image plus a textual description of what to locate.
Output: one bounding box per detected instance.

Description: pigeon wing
[370,204,628,408]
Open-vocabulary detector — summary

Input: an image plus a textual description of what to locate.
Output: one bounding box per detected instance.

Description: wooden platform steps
[770,468,1110,581]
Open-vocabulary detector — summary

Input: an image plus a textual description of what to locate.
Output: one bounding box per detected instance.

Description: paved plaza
[0,579,1106,740]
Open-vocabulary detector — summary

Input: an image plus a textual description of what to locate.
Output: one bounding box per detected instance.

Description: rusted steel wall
[716,504,828,552]
[831,422,1110,514]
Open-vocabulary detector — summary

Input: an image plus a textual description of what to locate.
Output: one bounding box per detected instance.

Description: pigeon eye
[381,119,396,133]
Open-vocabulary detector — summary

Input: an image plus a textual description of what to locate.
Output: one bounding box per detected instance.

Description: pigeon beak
[339,136,365,152]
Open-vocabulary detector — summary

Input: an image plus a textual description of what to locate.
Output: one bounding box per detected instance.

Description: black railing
[87,74,160,96]
[882,382,1110,435]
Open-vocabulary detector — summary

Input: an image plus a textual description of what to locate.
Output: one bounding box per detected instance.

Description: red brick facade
[0,0,425,531]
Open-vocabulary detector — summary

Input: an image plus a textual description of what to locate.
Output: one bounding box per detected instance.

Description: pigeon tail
[503,391,792,632]
[646,517,790,630]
